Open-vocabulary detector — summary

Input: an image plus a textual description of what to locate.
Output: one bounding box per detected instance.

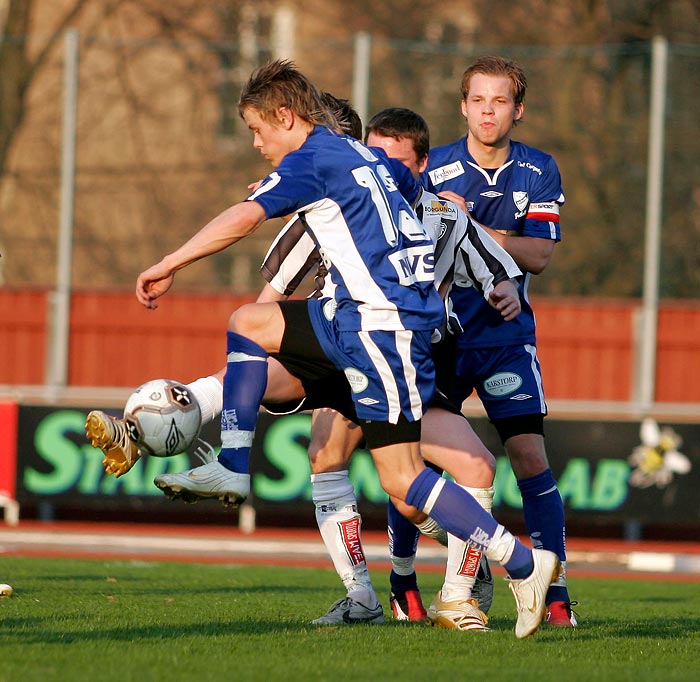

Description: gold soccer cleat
[85,410,141,477]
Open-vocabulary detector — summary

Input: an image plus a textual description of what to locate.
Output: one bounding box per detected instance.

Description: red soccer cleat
[546,600,579,627]
[390,589,429,622]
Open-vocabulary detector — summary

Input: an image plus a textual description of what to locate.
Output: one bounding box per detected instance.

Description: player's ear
[514,102,524,122]
[277,107,295,130]
[460,99,468,119]
[418,155,429,174]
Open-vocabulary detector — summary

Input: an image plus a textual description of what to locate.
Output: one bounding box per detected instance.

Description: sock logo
[338,517,366,566]
[221,409,238,431]
[458,546,482,578]
[468,527,491,552]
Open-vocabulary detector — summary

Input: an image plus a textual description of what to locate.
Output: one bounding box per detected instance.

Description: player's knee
[392,498,423,524]
[228,303,250,333]
[308,441,348,474]
[229,304,280,351]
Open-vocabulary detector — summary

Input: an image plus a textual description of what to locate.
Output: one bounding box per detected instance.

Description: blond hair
[238,60,335,128]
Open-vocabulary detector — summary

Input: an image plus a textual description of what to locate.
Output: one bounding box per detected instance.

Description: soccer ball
[123,379,201,457]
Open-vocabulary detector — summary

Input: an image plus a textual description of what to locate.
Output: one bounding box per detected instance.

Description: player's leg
[307,408,383,625]
[387,401,496,625]
[422,405,496,616]
[367,432,559,639]
[473,343,575,627]
[499,427,575,626]
[386,497,427,622]
[387,405,494,629]
[341,329,558,639]
[152,302,304,506]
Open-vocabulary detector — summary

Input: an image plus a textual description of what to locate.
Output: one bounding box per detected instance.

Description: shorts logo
[358,397,379,405]
[322,298,337,320]
[483,372,523,397]
[345,367,369,393]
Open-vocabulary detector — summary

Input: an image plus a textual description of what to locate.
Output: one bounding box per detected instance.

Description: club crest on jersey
[344,368,369,393]
[512,191,529,212]
[428,161,464,185]
[483,372,523,397]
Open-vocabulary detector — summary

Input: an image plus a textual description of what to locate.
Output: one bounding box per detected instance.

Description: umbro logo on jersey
[480,190,503,198]
[510,393,534,401]
[357,397,380,405]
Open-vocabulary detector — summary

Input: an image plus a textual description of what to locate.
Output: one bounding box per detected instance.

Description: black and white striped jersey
[260,187,521,304]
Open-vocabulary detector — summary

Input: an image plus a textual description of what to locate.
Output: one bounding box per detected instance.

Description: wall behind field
[2,288,700,404]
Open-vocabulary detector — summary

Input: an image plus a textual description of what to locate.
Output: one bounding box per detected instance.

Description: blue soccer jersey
[421,138,564,348]
[249,127,444,333]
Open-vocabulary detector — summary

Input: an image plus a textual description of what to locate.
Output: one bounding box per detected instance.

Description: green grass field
[1,556,699,682]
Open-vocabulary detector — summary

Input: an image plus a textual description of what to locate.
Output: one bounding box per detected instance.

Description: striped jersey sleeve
[259,214,325,298]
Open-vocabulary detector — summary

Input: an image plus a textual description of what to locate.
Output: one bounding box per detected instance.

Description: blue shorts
[446,342,547,421]
[306,298,436,424]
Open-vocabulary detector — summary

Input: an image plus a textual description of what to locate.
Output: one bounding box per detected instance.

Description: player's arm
[136,200,266,309]
[488,279,520,321]
[481,230,556,275]
[456,213,522,295]
[437,189,555,274]
[260,214,322,297]
[257,282,288,303]
[488,157,563,274]
[436,190,468,213]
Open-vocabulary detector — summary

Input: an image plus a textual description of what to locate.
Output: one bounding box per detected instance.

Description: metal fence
[1,32,699,395]
[2,33,699,294]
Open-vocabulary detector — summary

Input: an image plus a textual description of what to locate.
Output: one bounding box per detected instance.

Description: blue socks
[518,468,570,601]
[217,331,268,474]
[387,499,421,592]
[405,468,533,577]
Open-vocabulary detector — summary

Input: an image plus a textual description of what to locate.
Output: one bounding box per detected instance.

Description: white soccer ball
[123,379,201,457]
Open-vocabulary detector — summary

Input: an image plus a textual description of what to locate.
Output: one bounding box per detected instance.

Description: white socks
[186,375,224,425]
[312,471,378,609]
[441,486,494,603]
[415,516,448,547]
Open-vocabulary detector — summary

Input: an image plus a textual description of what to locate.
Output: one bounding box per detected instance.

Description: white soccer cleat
[507,549,561,639]
[311,597,385,625]
[86,410,141,478]
[427,591,490,631]
[154,461,250,507]
[471,555,494,614]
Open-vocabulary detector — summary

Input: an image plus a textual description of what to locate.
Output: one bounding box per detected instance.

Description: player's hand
[135,261,175,309]
[489,280,521,321]
[437,190,468,214]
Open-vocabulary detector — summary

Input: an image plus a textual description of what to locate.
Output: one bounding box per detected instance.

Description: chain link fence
[1,33,698,298]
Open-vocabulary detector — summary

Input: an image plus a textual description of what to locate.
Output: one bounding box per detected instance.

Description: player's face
[365,132,427,179]
[242,106,298,168]
[460,73,523,149]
